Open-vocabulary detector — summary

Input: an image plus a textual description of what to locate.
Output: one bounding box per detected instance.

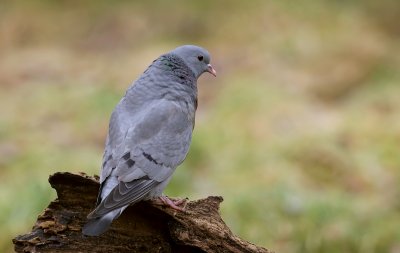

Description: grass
[1,0,400,252]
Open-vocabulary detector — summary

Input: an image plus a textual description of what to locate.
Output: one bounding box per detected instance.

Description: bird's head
[171,45,217,79]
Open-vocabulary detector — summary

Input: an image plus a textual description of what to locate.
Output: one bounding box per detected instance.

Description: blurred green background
[1,0,400,252]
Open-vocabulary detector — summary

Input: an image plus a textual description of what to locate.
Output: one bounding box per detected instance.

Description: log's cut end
[13,172,272,253]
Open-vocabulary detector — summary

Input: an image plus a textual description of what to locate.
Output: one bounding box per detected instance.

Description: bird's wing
[88,99,193,218]
[99,105,125,184]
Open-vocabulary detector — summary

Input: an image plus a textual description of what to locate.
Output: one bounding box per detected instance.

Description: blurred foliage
[1,0,400,252]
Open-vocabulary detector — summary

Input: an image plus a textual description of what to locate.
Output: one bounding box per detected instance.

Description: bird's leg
[159,196,187,211]
[150,196,187,211]
[169,197,186,206]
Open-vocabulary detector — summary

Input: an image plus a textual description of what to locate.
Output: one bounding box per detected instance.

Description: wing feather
[88,178,158,218]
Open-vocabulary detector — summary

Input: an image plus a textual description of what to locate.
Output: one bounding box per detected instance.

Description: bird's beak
[207,64,217,77]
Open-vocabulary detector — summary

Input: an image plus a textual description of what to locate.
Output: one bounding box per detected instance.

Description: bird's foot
[150,196,187,212]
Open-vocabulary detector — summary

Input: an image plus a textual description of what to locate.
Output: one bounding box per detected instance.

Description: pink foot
[151,196,187,211]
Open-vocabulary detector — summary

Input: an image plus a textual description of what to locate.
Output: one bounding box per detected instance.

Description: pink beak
[207,64,217,77]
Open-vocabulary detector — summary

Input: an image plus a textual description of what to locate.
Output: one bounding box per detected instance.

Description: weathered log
[13,172,272,253]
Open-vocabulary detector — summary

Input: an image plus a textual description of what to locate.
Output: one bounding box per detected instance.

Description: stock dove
[82,45,216,236]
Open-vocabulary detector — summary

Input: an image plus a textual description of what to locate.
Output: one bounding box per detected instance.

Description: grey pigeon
[82,45,216,236]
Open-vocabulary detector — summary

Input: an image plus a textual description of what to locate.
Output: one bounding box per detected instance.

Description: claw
[150,196,187,212]
[159,196,186,211]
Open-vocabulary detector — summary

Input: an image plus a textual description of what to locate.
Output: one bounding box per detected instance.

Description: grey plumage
[82,45,216,236]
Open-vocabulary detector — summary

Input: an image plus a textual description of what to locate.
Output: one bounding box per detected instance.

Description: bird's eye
[197,55,204,61]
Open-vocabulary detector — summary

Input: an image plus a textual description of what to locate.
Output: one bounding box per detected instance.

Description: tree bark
[13,172,272,253]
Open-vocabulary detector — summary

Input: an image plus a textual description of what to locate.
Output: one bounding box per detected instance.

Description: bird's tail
[82,208,122,236]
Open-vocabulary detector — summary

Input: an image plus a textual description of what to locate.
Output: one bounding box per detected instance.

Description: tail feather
[82,209,121,236]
